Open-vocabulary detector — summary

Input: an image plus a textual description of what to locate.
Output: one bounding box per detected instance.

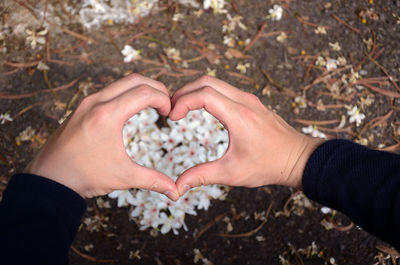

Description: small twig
[0,78,80,99]
[262,70,296,97]
[362,83,400,98]
[231,0,240,14]
[376,245,400,257]
[217,202,272,238]
[61,27,97,44]
[12,102,41,119]
[3,61,40,68]
[226,71,258,85]
[245,22,267,51]
[295,15,329,28]
[360,110,394,136]
[71,246,114,264]
[332,14,360,34]
[378,143,400,152]
[294,119,340,126]
[13,0,39,20]
[194,213,225,241]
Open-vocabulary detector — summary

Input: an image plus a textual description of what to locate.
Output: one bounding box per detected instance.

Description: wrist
[288,136,325,190]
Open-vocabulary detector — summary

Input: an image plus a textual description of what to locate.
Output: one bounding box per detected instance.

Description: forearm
[302,139,400,250]
[0,174,86,265]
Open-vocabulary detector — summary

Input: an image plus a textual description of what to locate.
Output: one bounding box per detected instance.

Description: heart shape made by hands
[108,108,229,234]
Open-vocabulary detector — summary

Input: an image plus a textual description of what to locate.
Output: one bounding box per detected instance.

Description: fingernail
[180,184,191,196]
[164,191,178,201]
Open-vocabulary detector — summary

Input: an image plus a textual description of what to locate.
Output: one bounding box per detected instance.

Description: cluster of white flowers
[108,108,229,234]
[302,125,327,139]
[222,14,247,47]
[315,55,347,71]
[79,0,158,28]
[203,0,227,14]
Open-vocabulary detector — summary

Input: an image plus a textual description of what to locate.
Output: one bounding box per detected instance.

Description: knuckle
[136,85,154,98]
[199,75,214,84]
[148,179,159,191]
[200,86,216,96]
[78,94,97,110]
[126,73,142,81]
[197,175,207,186]
[86,103,112,126]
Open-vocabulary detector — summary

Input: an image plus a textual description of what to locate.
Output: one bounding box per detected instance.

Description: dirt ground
[1,0,400,264]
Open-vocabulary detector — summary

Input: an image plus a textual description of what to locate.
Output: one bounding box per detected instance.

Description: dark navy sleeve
[0,173,86,265]
[303,139,400,251]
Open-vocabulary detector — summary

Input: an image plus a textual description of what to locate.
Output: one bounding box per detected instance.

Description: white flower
[326,58,339,71]
[315,56,326,67]
[236,62,250,74]
[222,14,247,34]
[268,5,283,21]
[203,0,227,14]
[320,206,332,214]
[302,125,327,139]
[329,41,341,51]
[276,32,287,43]
[223,35,236,47]
[0,113,13,124]
[108,190,135,207]
[121,45,141,63]
[172,13,185,22]
[347,106,365,127]
[206,67,217,77]
[314,26,327,34]
[159,212,181,234]
[37,61,50,71]
[164,47,181,61]
[25,28,48,49]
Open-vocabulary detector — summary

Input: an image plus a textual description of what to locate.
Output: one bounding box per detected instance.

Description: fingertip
[178,183,191,196]
[164,190,180,201]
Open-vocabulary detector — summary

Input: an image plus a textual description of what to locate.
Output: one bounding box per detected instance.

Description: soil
[1,0,400,264]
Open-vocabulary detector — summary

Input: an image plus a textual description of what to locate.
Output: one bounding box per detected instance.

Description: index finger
[171,75,248,106]
[169,86,237,130]
[98,73,169,101]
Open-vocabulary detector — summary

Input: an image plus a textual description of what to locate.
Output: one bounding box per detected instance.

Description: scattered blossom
[172,13,185,22]
[0,113,13,124]
[108,190,136,207]
[25,28,48,49]
[121,45,141,63]
[203,0,227,14]
[108,108,229,234]
[164,47,182,61]
[320,206,333,214]
[37,61,50,71]
[347,105,365,127]
[302,125,327,139]
[314,26,327,34]
[236,62,250,74]
[326,58,339,71]
[17,126,36,142]
[267,5,283,21]
[276,32,288,43]
[222,14,247,34]
[329,41,341,51]
[206,67,216,77]
[223,35,236,47]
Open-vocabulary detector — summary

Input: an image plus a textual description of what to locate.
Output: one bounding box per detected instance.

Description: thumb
[176,161,225,196]
[130,164,180,201]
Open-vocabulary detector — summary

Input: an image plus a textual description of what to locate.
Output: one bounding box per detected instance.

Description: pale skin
[26,74,324,200]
